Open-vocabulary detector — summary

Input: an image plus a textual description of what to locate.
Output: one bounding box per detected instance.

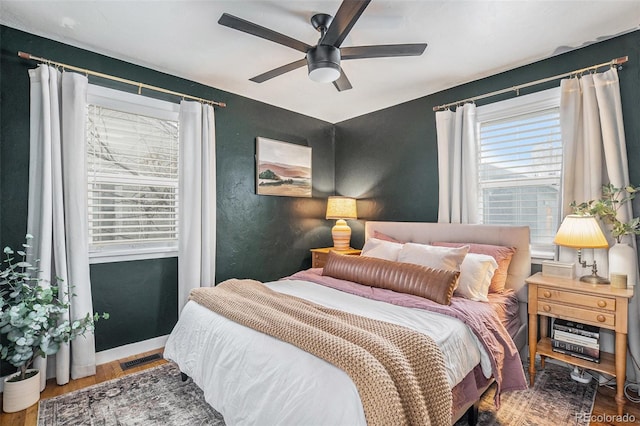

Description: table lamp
[325,196,357,251]
[553,215,610,284]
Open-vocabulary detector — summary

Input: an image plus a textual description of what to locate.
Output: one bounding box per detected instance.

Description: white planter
[608,242,638,287]
[2,369,40,413]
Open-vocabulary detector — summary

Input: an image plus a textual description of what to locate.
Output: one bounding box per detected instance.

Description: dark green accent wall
[0,26,335,351]
[335,31,640,250]
[90,258,178,348]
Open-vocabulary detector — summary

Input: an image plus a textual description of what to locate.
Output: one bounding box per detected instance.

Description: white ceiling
[1,1,639,123]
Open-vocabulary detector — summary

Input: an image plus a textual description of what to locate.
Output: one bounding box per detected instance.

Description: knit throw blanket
[190,279,452,426]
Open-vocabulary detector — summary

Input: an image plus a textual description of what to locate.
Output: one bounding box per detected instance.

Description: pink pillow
[432,242,516,293]
[373,231,404,243]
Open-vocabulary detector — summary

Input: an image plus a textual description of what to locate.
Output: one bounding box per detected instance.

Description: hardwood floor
[1,349,639,425]
[590,385,640,426]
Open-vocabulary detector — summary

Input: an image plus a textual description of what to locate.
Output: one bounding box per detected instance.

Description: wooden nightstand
[310,247,362,268]
[526,272,634,415]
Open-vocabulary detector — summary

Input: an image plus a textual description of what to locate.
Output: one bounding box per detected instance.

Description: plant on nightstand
[571,183,640,287]
[0,234,109,412]
[571,184,640,243]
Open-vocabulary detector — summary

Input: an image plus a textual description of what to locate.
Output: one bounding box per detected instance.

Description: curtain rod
[18,51,226,108]
[432,56,628,112]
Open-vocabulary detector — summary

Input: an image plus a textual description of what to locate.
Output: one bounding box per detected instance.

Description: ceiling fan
[218,0,427,91]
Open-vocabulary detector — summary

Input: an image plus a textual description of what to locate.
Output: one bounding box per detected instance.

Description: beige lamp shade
[326,197,357,251]
[553,215,609,249]
[325,196,357,220]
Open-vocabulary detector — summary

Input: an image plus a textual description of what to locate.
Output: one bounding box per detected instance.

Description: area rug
[39,361,595,426]
[455,361,597,426]
[37,363,224,426]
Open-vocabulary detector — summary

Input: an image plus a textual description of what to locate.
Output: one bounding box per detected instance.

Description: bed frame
[364,221,531,424]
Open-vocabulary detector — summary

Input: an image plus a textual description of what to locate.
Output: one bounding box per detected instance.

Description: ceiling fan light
[307,45,341,83]
[309,66,340,83]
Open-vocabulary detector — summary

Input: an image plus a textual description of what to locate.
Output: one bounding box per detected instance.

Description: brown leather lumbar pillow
[322,251,459,305]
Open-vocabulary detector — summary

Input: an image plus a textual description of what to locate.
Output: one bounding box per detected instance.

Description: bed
[164,221,531,425]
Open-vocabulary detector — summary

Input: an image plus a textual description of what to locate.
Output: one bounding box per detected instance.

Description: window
[87,85,180,263]
[476,88,562,260]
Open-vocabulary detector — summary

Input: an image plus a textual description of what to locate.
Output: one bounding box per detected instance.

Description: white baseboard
[95,335,169,366]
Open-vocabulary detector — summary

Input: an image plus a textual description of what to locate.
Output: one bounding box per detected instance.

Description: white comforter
[164,279,491,426]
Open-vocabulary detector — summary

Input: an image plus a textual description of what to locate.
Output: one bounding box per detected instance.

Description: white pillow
[360,238,403,261]
[454,253,499,302]
[397,243,469,271]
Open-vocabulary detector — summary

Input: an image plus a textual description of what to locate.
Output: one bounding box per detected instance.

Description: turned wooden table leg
[615,331,627,416]
[539,316,548,370]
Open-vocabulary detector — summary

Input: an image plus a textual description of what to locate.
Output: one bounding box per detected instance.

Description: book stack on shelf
[551,318,600,363]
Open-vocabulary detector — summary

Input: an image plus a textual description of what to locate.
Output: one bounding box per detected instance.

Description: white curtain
[27,65,95,390]
[435,103,478,223]
[559,67,640,381]
[178,101,216,315]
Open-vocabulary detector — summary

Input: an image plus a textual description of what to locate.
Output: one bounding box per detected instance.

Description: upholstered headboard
[364,221,531,302]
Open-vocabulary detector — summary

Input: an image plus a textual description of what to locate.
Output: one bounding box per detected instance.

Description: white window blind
[87,85,180,263]
[476,88,562,259]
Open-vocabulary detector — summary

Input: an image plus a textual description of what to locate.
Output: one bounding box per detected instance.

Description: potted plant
[0,234,108,412]
[571,183,640,243]
[571,183,640,287]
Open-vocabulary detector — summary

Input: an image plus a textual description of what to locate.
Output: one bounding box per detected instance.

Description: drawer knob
[596,314,606,323]
[597,300,607,308]
[543,291,552,298]
[543,305,551,312]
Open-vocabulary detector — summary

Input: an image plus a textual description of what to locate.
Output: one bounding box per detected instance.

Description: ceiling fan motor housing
[307,45,341,83]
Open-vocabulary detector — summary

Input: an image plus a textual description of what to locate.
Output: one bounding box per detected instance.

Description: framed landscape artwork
[256,137,312,197]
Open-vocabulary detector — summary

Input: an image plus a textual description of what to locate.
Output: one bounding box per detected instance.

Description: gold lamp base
[331,219,352,251]
[579,274,610,284]
[575,248,610,284]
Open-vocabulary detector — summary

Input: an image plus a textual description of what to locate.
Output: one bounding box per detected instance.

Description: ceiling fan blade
[321,0,371,47]
[249,58,308,83]
[218,13,312,53]
[341,44,428,60]
[332,68,353,91]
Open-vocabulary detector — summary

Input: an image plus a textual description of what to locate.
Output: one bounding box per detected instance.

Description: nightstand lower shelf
[536,337,615,377]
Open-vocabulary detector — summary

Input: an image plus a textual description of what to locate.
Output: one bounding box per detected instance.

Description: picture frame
[256,137,312,197]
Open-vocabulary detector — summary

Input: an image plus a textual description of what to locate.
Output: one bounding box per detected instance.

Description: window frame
[475,87,562,262]
[86,85,180,264]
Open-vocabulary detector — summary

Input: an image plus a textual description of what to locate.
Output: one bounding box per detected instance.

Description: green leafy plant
[570,183,640,243]
[0,234,109,381]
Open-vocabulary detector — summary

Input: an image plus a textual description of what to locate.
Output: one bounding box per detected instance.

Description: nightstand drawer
[537,287,616,311]
[537,301,615,327]
[312,252,327,268]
